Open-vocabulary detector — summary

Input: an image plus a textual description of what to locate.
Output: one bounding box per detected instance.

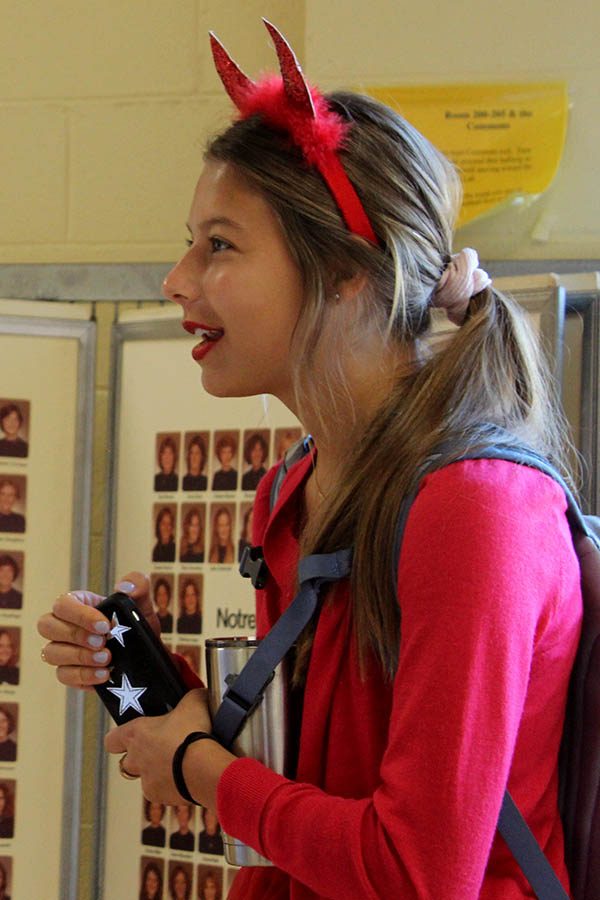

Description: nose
[162,251,200,308]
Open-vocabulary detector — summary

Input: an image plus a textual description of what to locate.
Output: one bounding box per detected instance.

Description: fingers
[113,572,149,600]
[104,724,131,755]
[37,592,110,642]
[41,639,111,672]
[54,660,111,689]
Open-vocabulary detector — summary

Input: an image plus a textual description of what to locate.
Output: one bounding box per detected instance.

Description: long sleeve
[217,460,581,899]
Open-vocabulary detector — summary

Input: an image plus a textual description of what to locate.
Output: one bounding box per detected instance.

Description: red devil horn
[209,32,254,109]
[263,19,315,118]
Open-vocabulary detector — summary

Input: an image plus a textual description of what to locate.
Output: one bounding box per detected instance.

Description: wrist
[180,734,235,811]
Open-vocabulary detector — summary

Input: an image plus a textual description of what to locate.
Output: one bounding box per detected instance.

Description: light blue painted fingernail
[94,621,110,634]
[93,651,109,664]
[88,634,103,648]
[95,669,108,680]
[115,580,135,594]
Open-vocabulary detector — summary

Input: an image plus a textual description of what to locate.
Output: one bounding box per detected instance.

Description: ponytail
[297,285,575,682]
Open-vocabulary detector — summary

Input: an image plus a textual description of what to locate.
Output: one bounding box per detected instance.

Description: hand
[104,689,232,808]
[37,571,158,689]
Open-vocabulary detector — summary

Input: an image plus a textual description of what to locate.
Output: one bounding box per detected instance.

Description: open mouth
[183,319,224,343]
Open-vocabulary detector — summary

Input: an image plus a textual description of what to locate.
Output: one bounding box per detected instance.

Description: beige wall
[0,1,304,264]
[306,0,600,260]
[1,1,597,265]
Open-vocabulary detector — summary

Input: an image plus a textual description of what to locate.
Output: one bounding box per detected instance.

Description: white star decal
[107,673,147,716]
[108,612,131,647]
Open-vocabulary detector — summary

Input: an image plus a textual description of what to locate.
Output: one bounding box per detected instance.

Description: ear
[333,269,370,303]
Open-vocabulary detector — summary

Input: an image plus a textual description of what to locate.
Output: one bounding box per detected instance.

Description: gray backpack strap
[269,435,313,512]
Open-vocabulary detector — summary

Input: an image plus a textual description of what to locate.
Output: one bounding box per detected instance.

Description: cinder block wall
[0,1,304,264]
[306,0,600,261]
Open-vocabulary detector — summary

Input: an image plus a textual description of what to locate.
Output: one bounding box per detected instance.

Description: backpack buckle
[239,545,269,589]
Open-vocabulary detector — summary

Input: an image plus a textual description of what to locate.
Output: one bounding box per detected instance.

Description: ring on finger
[119,753,140,781]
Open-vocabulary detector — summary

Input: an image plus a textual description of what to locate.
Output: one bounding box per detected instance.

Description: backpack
[227,438,600,900]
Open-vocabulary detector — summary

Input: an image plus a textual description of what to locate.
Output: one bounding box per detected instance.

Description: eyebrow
[186,216,243,233]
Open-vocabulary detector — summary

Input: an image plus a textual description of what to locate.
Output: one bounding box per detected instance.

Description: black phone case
[94,592,187,724]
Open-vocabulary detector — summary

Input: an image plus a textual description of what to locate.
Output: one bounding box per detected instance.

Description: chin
[200,372,266,399]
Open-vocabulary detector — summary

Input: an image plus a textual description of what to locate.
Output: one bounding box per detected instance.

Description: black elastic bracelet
[172,731,220,806]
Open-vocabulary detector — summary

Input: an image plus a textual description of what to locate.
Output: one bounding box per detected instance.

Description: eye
[209,235,232,253]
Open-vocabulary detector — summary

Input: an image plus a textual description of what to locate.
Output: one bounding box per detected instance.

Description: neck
[301,342,409,504]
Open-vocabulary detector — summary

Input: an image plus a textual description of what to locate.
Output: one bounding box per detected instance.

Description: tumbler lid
[204,636,260,648]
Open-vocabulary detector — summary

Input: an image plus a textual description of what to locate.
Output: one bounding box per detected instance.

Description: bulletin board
[98,305,300,900]
[0,299,95,900]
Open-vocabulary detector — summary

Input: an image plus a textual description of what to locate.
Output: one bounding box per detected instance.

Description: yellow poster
[366,83,568,227]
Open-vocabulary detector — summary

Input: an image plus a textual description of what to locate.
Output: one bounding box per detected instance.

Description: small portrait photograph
[169,803,196,852]
[208,504,236,566]
[0,705,18,763]
[0,631,19,686]
[0,479,26,535]
[176,575,203,635]
[0,400,29,459]
[0,781,15,839]
[141,798,166,848]
[197,864,223,900]
[175,645,201,681]
[211,431,239,492]
[241,430,270,492]
[238,503,254,564]
[139,856,164,900]
[0,857,12,900]
[274,427,303,461]
[151,573,174,634]
[0,553,23,610]
[152,503,177,563]
[154,432,180,493]
[198,808,224,857]
[182,432,209,492]
[179,504,206,564]
[168,860,193,900]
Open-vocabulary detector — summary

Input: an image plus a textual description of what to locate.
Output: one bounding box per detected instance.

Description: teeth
[194,327,222,341]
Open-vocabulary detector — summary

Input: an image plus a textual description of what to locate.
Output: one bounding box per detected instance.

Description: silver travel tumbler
[206,637,289,867]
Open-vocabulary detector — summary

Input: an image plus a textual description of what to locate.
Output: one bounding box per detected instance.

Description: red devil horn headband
[209,20,378,246]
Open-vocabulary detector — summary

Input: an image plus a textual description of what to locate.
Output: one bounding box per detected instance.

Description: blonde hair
[207,91,574,680]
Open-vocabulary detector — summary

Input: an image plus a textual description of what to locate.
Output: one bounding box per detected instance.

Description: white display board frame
[0,299,96,900]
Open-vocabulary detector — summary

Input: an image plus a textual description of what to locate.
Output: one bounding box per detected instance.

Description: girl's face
[187,513,201,544]
[0,789,6,813]
[2,411,20,438]
[250,440,264,469]
[0,713,9,741]
[155,584,169,612]
[145,869,159,898]
[218,444,234,470]
[159,512,173,543]
[0,565,14,592]
[216,512,230,544]
[0,635,12,666]
[183,584,198,614]
[203,808,219,835]
[149,802,163,826]
[160,444,175,474]
[189,442,202,475]
[173,870,188,899]
[163,161,304,406]
[202,877,218,900]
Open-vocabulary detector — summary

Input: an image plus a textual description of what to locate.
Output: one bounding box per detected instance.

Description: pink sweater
[217,455,582,899]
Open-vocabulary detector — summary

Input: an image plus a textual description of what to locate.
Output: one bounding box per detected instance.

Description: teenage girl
[38,23,581,899]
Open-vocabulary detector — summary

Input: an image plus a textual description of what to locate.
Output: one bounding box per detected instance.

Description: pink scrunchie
[433,248,492,325]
